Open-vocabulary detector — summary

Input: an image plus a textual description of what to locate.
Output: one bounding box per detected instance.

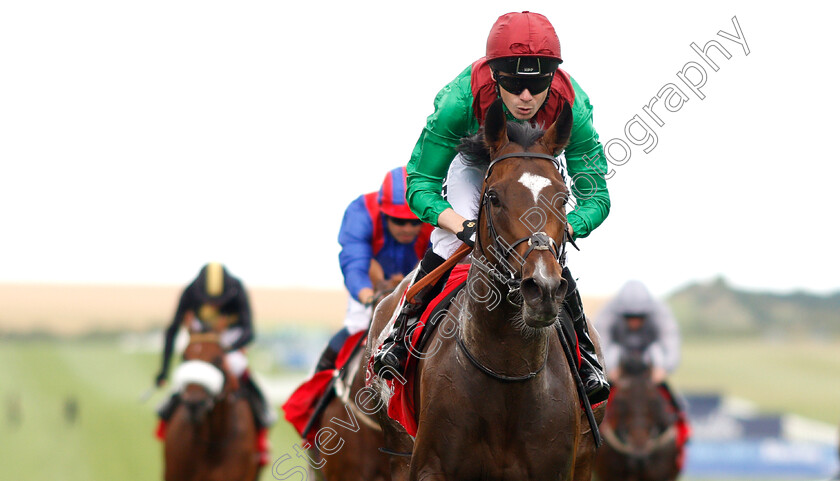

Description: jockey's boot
[243,373,274,466]
[314,327,350,372]
[154,393,180,440]
[373,251,447,380]
[660,381,687,415]
[156,393,180,420]
[562,267,610,405]
[243,373,277,429]
[314,345,339,373]
[242,374,274,467]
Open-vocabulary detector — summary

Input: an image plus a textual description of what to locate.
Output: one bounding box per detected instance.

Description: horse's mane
[457,122,547,169]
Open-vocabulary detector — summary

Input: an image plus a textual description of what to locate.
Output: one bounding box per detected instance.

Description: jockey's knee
[430,228,461,259]
[343,298,372,335]
[225,350,248,378]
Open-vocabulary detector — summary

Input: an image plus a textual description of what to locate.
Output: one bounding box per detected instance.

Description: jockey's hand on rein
[456,219,478,248]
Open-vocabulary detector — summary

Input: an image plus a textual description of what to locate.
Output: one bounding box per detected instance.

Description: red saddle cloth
[282,331,364,443]
[380,264,471,437]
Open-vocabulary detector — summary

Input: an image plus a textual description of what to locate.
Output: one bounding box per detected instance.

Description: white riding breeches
[220,327,248,377]
[430,154,485,259]
[224,349,248,378]
[343,297,373,335]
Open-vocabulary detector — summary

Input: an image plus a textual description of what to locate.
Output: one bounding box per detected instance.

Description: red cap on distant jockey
[377,167,416,220]
[486,11,562,72]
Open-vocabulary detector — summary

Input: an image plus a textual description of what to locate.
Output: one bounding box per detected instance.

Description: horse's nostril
[522,276,565,305]
[549,280,562,298]
[520,278,542,304]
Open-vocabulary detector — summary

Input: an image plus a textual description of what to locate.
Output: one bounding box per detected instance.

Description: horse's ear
[484,98,508,153]
[541,100,573,156]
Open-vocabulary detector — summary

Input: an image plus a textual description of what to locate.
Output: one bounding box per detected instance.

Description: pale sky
[2,0,838,298]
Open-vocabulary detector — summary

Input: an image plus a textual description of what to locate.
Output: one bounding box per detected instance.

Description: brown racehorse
[366,98,605,481]
[163,333,261,481]
[594,352,680,481]
[305,344,391,481]
[304,267,403,481]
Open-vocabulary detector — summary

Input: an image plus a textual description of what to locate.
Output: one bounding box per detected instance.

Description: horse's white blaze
[172,360,224,396]
[534,257,549,280]
[518,172,552,203]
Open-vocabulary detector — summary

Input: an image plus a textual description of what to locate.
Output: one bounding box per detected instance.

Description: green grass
[1,338,837,480]
[0,340,157,480]
[672,338,840,424]
[0,340,306,481]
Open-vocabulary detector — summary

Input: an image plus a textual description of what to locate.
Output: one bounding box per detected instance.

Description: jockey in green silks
[373,11,611,404]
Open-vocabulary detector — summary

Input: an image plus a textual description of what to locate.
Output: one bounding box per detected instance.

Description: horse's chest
[428,424,576,481]
[414,336,579,479]
[421,377,578,478]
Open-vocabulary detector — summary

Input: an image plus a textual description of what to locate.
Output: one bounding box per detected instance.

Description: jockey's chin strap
[476,151,574,305]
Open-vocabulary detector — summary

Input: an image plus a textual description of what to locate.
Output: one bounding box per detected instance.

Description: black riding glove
[155,371,167,386]
[456,219,478,248]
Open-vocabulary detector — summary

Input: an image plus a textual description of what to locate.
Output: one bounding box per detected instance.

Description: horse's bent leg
[378,421,412,481]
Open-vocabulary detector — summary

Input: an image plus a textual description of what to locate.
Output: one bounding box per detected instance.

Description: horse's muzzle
[520,270,567,327]
[182,388,214,424]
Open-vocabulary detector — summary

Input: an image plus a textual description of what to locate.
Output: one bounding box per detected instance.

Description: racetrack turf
[1,338,836,480]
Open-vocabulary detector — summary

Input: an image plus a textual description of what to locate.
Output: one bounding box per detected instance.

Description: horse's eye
[487,191,501,207]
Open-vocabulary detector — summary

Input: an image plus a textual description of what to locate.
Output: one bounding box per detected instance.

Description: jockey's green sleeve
[564,77,611,239]
[406,67,610,239]
[406,65,479,225]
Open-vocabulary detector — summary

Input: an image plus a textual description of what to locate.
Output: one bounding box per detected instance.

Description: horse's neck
[618,377,672,427]
[458,274,551,373]
[205,395,235,436]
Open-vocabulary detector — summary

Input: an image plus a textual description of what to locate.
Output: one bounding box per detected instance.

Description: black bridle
[474,151,572,305]
[455,150,569,383]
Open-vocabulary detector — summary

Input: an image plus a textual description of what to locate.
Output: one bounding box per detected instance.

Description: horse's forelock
[507,122,548,150]
[458,122,551,169]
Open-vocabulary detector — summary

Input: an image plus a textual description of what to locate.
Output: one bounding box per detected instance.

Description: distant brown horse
[163,333,261,481]
[366,98,605,481]
[594,352,680,481]
[305,344,391,481]
[304,268,404,481]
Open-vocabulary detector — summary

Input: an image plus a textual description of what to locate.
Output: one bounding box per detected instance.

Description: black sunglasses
[496,73,554,95]
[387,216,422,227]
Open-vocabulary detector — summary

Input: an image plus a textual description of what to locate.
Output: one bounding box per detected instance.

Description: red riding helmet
[377,166,417,220]
[486,11,562,74]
